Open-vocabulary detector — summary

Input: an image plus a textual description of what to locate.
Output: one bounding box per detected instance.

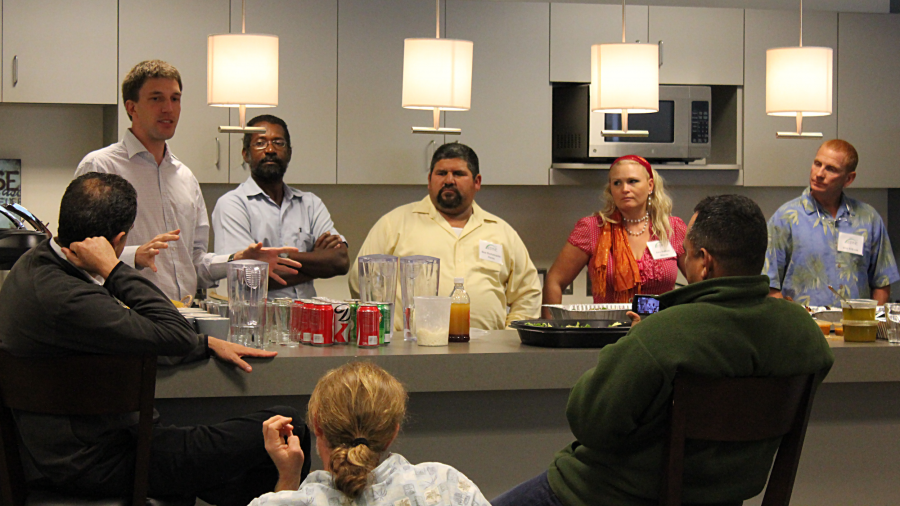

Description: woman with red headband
[543,155,686,309]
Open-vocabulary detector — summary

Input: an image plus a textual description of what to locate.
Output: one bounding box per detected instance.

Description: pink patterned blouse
[567,215,687,303]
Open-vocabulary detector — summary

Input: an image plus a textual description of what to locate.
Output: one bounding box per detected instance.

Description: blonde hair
[597,160,675,245]
[307,361,407,499]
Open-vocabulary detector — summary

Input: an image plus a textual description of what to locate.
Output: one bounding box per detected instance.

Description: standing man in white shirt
[76,60,298,301]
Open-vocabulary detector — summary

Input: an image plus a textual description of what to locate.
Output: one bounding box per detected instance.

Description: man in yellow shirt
[349,143,541,330]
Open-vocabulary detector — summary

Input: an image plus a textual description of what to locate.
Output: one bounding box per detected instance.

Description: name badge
[479,240,503,264]
[647,240,677,260]
[837,232,864,256]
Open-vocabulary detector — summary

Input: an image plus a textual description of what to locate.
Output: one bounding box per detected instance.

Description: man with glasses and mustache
[349,142,541,331]
[212,115,349,299]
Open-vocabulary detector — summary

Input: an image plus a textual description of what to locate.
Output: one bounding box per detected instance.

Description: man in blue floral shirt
[764,139,899,306]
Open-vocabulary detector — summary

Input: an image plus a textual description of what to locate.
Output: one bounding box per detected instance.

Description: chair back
[659,373,819,506]
[0,350,157,506]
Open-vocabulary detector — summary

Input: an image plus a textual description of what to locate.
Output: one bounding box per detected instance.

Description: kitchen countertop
[155,330,900,399]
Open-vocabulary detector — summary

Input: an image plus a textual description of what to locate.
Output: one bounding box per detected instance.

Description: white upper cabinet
[227,0,337,185]
[2,0,117,104]
[445,1,550,185]
[649,6,744,86]
[337,0,444,185]
[118,0,230,184]
[550,3,649,83]
[837,13,900,188]
[743,9,837,187]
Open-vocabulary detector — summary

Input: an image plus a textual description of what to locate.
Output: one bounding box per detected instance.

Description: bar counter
[156,331,900,504]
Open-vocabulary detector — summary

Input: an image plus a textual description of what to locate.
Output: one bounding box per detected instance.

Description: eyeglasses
[250,138,288,150]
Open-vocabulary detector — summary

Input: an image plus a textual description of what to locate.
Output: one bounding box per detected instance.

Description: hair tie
[612,155,653,180]
[350,438,369,448]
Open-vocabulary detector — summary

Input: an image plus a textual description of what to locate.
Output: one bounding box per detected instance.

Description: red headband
[612,155,653,180]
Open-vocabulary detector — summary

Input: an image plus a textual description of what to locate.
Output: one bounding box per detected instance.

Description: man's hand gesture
[135,229,181,272]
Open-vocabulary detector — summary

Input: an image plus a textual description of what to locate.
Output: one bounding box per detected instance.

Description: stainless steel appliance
[553,85,711,163]
[0,204,49,289]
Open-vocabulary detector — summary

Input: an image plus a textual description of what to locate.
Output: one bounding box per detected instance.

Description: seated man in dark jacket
[0,172,310,506]
[493,194,835,506]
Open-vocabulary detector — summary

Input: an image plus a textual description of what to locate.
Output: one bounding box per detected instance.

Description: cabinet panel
[228,0,337,185]
[837,13,900,188]
[445,1,550,185]
[649,6,744,86]
[743,10,837,187]
[2,0,117,104]
[119,0,230,183]
[550,3,649,83]
[337,0,444,185]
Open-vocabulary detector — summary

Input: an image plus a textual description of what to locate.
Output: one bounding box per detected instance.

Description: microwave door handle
[658,40,663,67]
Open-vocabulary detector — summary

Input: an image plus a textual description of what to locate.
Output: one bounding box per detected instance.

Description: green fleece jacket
[548,275,834,506]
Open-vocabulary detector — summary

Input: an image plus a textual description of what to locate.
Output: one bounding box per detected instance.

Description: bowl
[542,303,630,321]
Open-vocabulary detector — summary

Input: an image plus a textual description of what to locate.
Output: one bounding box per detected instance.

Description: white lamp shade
[208,33,279,107]
[766,46,833,117]
[402,38,473,111]
[590,43,659,113]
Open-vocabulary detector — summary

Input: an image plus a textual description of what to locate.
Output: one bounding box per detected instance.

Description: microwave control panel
[691,101,709,144]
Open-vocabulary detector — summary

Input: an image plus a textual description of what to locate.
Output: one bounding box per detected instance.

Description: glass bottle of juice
[449,277,470,343]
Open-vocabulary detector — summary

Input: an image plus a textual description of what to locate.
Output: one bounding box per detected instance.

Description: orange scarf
[591,212,641,303]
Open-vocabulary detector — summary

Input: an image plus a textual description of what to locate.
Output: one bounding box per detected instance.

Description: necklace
[625,219,649,237]
[623,212,649,224]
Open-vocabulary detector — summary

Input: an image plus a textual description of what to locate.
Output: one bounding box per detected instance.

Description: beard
[435,186,463,210]
[250,158,288,184]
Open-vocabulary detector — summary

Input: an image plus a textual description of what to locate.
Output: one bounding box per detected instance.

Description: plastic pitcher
[399,255,440,341]
[357,254,398,343]
[227,260,269,348]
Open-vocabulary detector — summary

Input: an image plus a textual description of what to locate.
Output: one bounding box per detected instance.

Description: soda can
[377,303,392,346]
[346,300,359,346]
[357,304,381,347]
[311,303,335,346]
[301,302,316,345]
[332,302,351,345]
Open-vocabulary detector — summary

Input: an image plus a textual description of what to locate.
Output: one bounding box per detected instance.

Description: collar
[123,129,172,164]
[48,238,105,285]
[801,187,853,220]
[412,195,495,236]
[659,275,770,309]
[237,176,302,203]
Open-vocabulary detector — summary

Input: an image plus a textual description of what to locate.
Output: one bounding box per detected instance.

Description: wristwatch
[227,253,236,262]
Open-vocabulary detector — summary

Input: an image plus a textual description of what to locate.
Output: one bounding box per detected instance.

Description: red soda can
[290,300,303,343]
[356,304,381,347]
[301,302,316,345]
[311,303,335,346]
[332,302,351,345]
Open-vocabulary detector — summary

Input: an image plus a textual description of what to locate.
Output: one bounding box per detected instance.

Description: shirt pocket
[291,231,315,252]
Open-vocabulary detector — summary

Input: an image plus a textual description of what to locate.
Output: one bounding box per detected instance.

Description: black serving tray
[511,319,630,348]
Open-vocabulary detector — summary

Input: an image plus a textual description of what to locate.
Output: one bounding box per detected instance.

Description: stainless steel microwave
[553,85,711,163]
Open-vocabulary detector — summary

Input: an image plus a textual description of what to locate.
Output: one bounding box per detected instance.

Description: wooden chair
[0,350,156,506]
[659,373,820,506]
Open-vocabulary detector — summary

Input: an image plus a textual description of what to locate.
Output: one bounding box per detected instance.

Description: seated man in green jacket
[493,194,834,506]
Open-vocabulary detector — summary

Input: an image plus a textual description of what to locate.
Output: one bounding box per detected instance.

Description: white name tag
[647,240,677,260]
[837,232,864,256]
[479,240,503,264]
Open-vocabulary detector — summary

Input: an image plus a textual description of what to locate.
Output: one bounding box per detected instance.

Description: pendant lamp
[402,0,473,135]
[592,0,658,138]
[208,0,278,134]
[766,0,832,139]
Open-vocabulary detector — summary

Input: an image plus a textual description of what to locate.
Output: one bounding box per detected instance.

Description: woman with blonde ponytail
[248,361,490,506]
[543,155,687,309]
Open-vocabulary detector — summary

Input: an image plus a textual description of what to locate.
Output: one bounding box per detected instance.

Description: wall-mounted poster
[1,160,22,227]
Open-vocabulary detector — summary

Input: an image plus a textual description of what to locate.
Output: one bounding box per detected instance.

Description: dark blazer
[0,238,206,487]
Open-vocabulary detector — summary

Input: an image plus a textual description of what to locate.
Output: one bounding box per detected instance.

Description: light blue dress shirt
[212,176,344,299]
[764,187,899,306]
[248,453,490,506]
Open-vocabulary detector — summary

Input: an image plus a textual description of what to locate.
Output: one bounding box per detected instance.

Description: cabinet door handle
[214,138,220,168]
[658,41,663,67]
[12,56,18,87]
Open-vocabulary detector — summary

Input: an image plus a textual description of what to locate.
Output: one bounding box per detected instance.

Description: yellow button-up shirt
[349,197,541,331]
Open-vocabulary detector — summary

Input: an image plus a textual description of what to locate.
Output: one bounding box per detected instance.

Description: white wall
[0,104,106,235]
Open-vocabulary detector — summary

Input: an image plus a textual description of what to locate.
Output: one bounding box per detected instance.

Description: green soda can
[377,303,392,346]
[346,300,359,346]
